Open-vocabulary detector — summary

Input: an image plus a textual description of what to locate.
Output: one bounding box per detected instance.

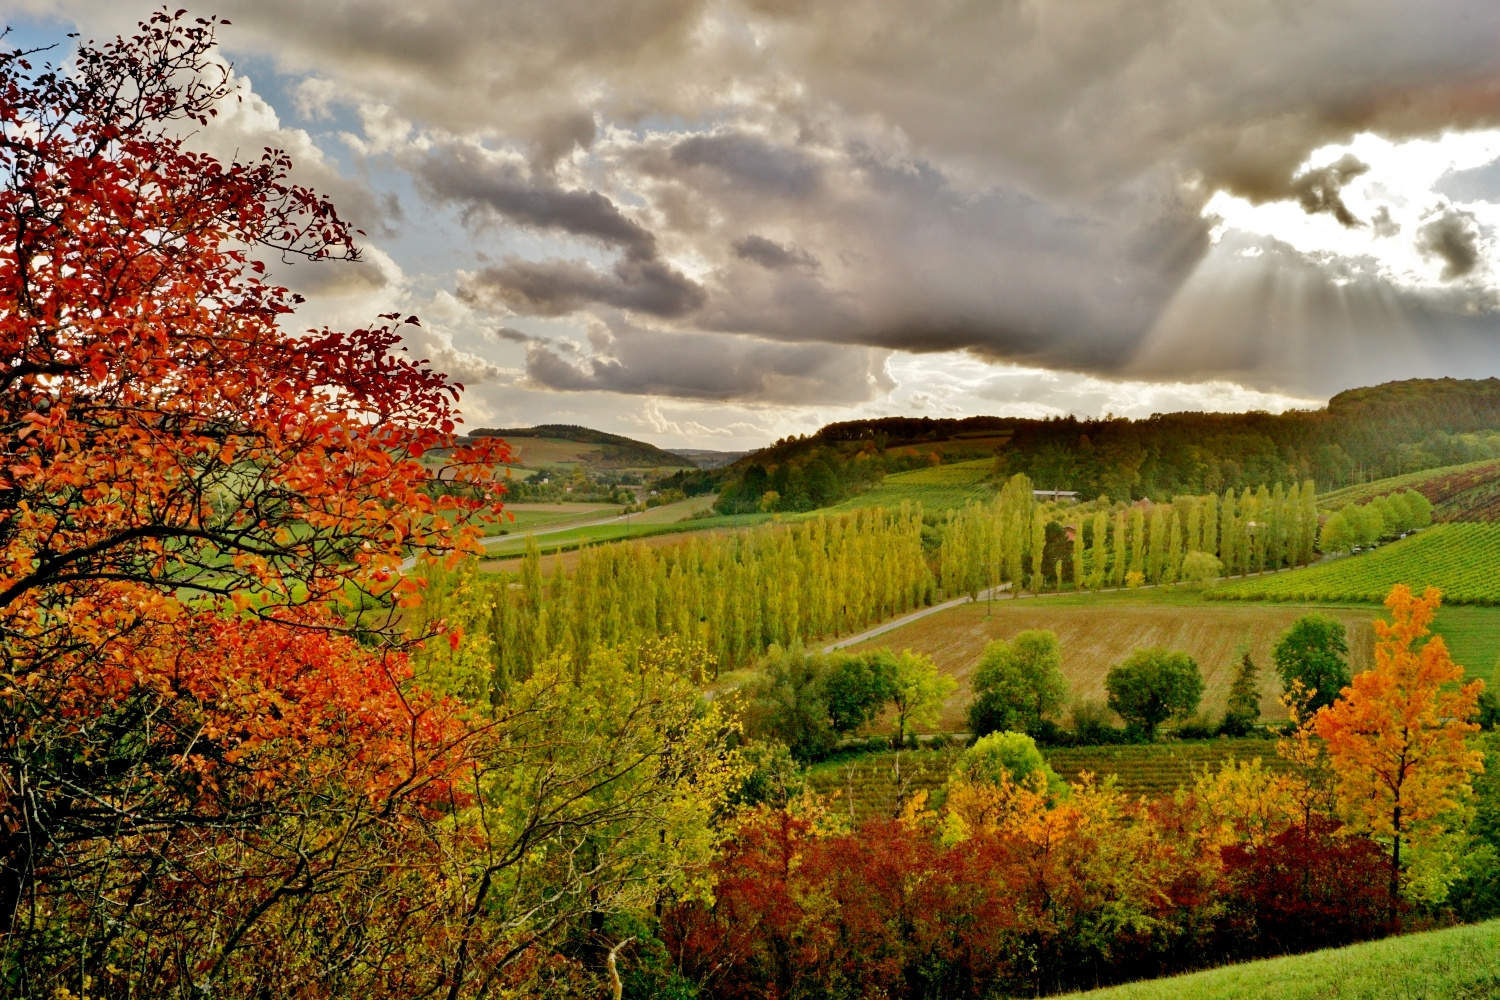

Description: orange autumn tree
[1315,584,1485,916]
[0,12,508,989]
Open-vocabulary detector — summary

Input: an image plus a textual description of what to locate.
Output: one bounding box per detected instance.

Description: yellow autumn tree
[1314,584,1486,916]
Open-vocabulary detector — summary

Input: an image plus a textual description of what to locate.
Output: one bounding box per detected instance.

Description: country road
[822,584,1010,653]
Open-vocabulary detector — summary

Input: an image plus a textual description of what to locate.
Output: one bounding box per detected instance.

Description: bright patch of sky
[1207,130,1500,290]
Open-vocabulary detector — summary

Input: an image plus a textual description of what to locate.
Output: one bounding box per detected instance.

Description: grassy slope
[1054,919,1500,1000]
[823,459,996,516]
[1212,524,1500,605]
[841,587,1381,730]
[1318,458,1499,506]
[478,496,769,559]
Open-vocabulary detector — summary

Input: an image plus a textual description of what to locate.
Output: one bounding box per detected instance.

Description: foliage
[728,741,806,811]
[1221,651,1263,735]
[967,629,1069,738]
[466,506,933,685]
[0,18,520,996]
[742,646,898,761]
[890,650,957,747]
[1105,648,1206,738]
[1180,550,1223,587]
[1315,585,1486,911]
[1272,614,1351,712]
[953,732,1066,799]
[665,753,1402,998]
[1212,523,1500,605]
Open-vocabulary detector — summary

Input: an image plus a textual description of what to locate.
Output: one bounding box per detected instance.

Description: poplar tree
[1220,489,1238,574]
[1030,508,1047,593]
[1165,509,1183,585]
[1091,509,1109,590]
[1147,505,1167,583]
[1186,499,1203,554]
[1128,506,1146,578]
[1203,492,1220,558]
[1111,509,1128,587]
[1072,517,1086,591]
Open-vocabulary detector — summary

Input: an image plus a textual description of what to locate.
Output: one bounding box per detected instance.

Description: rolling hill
[467,423,695,470]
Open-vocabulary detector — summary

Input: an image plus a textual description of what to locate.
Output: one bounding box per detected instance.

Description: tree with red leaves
[0,13,511,994]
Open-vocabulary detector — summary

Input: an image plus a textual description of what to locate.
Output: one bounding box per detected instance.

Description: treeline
[1319,489,1434,554]
[1001,377,1500,498]
[422,505,935,688]
[939,476,1323,596]
[716,378,1500,511]
[714,441,939,514]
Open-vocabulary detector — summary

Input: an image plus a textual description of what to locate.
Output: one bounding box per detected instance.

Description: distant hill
[468,424,695,470]
[668,448,751,469]
[718,377,1500,506]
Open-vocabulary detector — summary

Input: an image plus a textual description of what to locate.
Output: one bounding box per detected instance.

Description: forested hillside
[717,378,1500,510]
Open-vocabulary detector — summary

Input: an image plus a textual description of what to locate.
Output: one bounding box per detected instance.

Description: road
[822,584,1010,653]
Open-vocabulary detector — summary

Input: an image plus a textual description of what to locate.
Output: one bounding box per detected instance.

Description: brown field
[843,598,1378,731]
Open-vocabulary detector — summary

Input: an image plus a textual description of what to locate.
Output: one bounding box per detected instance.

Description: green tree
[966,630,1068,738]
[824,650,897,733]
[1273,614,1351,712]
[1105,648,1204,739]
[890,649,957,747]
[1318,510,1354,554]
[1111,509,1128,587]
[1180,550,1222,588]
[1221,649,1262,736]
[747,645,836,761]
[953,731,1067,798]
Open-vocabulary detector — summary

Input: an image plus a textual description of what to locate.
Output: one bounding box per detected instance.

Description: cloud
[513,318,894,404]
[460,255,706,317]
[22,0,1500,417]
[1289,154,1369,227]
[731,234,819,271]
[416,143,656,255]
[1417,208,1482,281]
[669,131,822,199]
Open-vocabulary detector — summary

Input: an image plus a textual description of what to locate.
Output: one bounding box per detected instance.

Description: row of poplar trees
[441,505,936,690]
[425,476,1323,691]
[940,477,1322,596]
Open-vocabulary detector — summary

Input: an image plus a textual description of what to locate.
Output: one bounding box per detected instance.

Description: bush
[1180,550,1223,587]
[953,731,1067,798]
[728,740,806,810]
[1068,699,1133,745]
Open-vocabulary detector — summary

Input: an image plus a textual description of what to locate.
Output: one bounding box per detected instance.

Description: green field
[1211,524,1500,605]
[478,496,769,559]
[805,738,1292,821]
[824,459,996,516]
[1056,919,1500,1000]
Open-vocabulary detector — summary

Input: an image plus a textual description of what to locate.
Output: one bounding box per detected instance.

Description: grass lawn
[477,497,769,560]
[1055,918,1500,1000]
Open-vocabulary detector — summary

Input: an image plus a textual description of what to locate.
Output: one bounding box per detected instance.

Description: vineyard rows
[805,740,1296,821]
[1319,458,1500,522]
[1211,523,1500,605]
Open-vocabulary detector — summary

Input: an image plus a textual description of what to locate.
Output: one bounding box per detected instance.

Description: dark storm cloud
[416,144,656,256]
[731,234,819,271]
[461,256,706,318]
[515,321,893,403]
[132,0,1500,400]
[669,132,823,199]
[1417,209,1483,281]
[1289,154,1370,228]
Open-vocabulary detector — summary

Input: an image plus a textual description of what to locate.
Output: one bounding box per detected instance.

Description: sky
[7,1,1500,450]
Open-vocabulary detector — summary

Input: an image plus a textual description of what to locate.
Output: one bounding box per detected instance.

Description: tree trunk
[1389,805,1402,927]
